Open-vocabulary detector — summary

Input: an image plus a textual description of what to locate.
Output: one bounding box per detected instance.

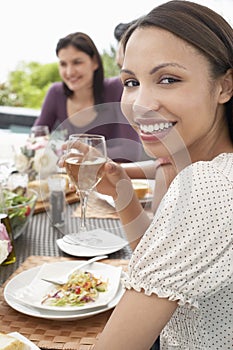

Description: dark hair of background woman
[56,32,104,104]
[122,0,233,143]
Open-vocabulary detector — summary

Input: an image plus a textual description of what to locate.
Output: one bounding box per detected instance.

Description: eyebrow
[120,68,133,75]
[120,62,187,76]
[149,62,187,75]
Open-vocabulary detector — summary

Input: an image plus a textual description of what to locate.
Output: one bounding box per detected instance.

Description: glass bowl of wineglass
[63,134,107,245]
[29,125,49,139]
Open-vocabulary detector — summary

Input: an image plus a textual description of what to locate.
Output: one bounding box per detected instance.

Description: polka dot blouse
[122,153,233,349]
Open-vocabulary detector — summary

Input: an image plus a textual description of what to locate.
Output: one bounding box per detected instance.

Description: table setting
[1,129,154,260]
[0,256,129,349]
[4,256,124,320]
[0,130,155,349]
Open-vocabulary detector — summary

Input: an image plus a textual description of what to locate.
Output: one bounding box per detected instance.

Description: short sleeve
[122,160,233,308]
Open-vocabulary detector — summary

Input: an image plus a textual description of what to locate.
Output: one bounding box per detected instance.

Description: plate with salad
[6,261,122,312]
[4,268,125,320]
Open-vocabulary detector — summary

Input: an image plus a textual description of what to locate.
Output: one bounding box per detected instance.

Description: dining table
[0,130,156,350]
[0,192,133,350]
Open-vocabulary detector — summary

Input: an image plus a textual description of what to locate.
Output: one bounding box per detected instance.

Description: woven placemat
[0,256,129,350]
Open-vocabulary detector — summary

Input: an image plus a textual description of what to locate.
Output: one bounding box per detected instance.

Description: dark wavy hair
[114,20,138,42]
[56,32,104,104]
[122,0,233,143]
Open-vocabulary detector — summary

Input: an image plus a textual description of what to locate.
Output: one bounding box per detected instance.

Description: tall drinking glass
[29,125,49,139]
[64,134,107,244]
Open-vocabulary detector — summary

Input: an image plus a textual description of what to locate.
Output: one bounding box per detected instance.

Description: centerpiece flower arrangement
[14,133,63,181]
[0,223,12,264]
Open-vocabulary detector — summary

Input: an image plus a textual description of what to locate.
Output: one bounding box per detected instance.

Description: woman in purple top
[33,32,142,162]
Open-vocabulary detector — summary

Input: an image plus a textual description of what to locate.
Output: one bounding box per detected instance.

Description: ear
[218,68,233,104]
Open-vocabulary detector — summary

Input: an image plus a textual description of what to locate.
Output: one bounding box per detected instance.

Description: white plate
[63,229,128,249]
[57,232,128,257]
[4,264,125,320]
[6,261,122,312]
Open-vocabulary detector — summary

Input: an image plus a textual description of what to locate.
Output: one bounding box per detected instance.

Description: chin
[142,142,172,159]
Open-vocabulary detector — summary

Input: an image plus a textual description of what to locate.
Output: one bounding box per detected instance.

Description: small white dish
[7,261,122,312]
[57,230,128,257]
[4,264,125,321]
[63,229,128,248]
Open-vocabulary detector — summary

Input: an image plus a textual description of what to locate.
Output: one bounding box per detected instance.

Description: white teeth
[140,122,173,133]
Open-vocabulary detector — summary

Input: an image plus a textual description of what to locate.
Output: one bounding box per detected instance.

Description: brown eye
[59,62,66,67]
[160,77,180,84]
[124,79,139,87]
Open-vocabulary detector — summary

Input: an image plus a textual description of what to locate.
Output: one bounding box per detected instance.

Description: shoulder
[46,82,64,97]
[157,154,233,227]
[175,153,233,192]
[43,82,66,106]
[103,76,123,102]
[210,153,233,181]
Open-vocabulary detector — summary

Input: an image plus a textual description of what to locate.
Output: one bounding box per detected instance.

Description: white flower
[14,153,30,173]
[33,148,58,179]
[0,240,8,264]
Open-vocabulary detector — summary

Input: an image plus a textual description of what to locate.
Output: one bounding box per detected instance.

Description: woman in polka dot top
[93,1,233,349]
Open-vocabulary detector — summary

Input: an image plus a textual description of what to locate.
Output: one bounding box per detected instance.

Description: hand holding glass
[64,134,107,244]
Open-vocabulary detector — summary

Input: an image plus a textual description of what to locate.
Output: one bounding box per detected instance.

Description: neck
[188,132,233,164]
[72,83,94,102]
[67,87,95,118]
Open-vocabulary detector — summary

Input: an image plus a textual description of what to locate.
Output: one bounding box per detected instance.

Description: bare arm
[113,176,151,250]
[95,162,152,250]
[94,289,178,350]
[114,160,177,249]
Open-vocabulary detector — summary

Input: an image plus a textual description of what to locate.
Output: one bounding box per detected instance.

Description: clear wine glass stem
[78,190,89,232]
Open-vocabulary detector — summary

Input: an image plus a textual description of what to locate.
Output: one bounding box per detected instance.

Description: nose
[65,64,75,76]
[132,87,160,116]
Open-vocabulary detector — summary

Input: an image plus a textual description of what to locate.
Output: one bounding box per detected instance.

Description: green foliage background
[0,47,119,109]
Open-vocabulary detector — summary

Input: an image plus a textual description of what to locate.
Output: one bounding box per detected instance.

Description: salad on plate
[10,261,122,312]
[41,270,108,307]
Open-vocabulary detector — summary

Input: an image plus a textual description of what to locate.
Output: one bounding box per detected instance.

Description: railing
[0,106,39,132]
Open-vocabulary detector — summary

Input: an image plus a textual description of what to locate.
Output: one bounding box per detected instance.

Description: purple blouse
[34,77,143,162]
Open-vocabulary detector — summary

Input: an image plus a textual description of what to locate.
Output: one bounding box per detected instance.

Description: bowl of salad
[3,188,38,239]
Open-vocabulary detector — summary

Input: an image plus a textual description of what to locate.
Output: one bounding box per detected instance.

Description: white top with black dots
[122,153,233,350]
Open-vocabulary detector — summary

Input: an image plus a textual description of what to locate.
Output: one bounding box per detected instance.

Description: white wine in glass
[64,134,107,244]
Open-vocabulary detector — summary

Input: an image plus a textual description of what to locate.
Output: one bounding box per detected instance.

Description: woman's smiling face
[120,27,226,160]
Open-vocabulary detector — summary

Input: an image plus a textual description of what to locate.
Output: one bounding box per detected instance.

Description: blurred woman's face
[120,27,227,161]
[58,45,98,92]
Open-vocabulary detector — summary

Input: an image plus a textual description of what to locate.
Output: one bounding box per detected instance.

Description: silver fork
[41,255,108,285]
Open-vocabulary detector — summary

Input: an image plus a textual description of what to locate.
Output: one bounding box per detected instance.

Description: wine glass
[64,134,107,244]
[29,125,49,140]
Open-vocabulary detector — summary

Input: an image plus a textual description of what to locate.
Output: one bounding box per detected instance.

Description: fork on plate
[41,255,108,285]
